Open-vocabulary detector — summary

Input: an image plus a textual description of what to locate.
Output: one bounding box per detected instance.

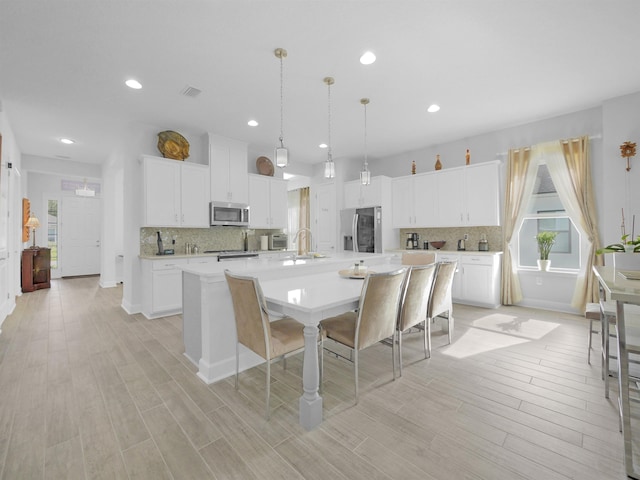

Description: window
[517,164,581,270]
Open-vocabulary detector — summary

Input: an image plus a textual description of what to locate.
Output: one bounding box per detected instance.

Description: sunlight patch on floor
[442,327,530,359]
[471,313,560,340]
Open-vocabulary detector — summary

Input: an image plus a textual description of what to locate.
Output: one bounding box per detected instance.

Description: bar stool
[586,301,617,397]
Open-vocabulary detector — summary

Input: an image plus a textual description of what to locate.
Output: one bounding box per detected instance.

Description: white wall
[0,111,23,329]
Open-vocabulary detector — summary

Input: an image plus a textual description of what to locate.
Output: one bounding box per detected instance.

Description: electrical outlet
[464,233,469,241]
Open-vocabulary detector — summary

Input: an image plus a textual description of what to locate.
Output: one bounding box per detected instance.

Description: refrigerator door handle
[353,213,359,253]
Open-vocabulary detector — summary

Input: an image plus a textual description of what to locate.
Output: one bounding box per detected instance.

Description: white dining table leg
[299,323,322,429]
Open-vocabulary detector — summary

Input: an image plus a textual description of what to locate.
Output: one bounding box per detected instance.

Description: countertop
[388,249,503,255]
[139,250,293,260]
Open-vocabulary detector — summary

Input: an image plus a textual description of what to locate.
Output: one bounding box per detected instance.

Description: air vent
[181,85,202,98]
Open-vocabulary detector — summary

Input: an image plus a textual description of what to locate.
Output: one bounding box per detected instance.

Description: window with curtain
[517,164,581,270]
[287,187,310,252]
[287,189,300,250]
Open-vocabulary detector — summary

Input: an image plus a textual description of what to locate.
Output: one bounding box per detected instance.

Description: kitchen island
[180,252,395,382]
[181,252,396,428]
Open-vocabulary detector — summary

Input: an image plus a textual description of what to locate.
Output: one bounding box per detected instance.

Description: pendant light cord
[363,101,368,169]
[327,81,332,160]
[279,54,284,146]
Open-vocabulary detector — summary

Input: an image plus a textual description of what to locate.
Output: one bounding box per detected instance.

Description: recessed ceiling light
[427,104,440,113]
[319,143,328,149]
[125,79,142,89]
[60,138,75,144]
[247,120,259,127]
[360,51,376,65]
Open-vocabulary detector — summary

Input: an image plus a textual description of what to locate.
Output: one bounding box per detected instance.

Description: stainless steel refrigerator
[340,206,382,253]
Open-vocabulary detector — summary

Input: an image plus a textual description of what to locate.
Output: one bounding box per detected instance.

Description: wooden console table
[21,247,51,293]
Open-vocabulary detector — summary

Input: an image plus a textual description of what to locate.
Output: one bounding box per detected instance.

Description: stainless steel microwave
[210,201,250,227]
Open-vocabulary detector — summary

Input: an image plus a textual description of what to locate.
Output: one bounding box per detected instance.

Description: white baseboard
[121,300,141,315]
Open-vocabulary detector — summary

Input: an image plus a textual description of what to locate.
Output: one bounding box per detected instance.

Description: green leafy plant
[535,231,558,260]
[596,234,640,254]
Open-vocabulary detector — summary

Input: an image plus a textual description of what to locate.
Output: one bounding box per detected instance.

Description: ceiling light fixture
[319,143,328,149]
[323,76,336,179]
[427,104,440,113]
[125,79,142,89]
[360,51,376,65]
[360,98,371,186]
[60,138,74,144]
[247,120,258,127]
[274,48,289,168]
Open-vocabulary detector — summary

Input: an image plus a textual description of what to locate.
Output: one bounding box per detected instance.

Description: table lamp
[25,215,40,248]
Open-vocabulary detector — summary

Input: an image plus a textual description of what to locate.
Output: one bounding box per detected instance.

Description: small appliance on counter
[457,238,466,251]
[269,233,288,250]
[406,232,419,250]
[478,234,489,251]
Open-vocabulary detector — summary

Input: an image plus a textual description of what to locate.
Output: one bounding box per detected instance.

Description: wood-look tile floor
[0,276,630,479]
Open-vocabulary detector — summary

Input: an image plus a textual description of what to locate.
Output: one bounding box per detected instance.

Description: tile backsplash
[399,226,503,252]
[140,227,283,256]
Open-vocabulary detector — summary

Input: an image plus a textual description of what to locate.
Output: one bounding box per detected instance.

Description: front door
[60,196,101,277]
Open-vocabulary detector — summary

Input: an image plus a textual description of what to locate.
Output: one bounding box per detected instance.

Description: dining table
[593,265,640,479]
[260,264,403,429]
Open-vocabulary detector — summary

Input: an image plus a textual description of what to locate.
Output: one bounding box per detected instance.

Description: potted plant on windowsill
[536,231,558,271]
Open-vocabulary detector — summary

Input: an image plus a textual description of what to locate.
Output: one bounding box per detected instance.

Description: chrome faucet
[293,227,313,255]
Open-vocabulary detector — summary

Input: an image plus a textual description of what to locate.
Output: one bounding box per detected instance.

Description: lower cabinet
[142,256,219,319]
[435,252,501,308]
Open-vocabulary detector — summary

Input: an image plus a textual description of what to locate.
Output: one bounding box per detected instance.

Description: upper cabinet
[209,133,249,204]
[391,173,437,228]
[248,174,288,229]
[344,176,391,209]
[392,160,501,229]
[437,161,501,227]
[142,155,210,227]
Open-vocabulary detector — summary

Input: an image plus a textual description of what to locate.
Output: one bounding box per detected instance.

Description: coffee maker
[406,233,419,250]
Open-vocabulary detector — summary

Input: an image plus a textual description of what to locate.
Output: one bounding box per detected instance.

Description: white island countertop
[179,251,395,280]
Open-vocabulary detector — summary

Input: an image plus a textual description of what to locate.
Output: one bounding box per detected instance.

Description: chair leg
[265,360,271,420]
[423,319,428,359]
[319,329,324,395]
[392,331,397,381]
[426,317,432,358]
[398,329,403,377]
[354,349,359,405]
[235,342,239,390]
[447,312,454,345]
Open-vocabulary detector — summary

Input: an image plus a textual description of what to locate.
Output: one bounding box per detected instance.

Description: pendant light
[323,76,335,179]
[360,98,371,185]
[274,48,289,168]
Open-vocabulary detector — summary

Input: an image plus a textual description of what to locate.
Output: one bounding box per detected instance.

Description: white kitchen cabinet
[141,256,221,319]
[392,173,436,228]
[434,252,501,308]
[248,174,288,229]
[436,161,501,227]
[344,176,390,209]
[458,253,501,308]
[141,257,189,319]
[142,155,209,228]
[209,133,249,204]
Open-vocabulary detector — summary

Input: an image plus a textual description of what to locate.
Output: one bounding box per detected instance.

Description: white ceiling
[1,1,640,168]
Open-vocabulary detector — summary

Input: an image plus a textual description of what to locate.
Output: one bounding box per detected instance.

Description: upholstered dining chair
[401,251,436,266]
[397,264,438,376]
[320,268,408,404]
[224,270,305,419]
[426,261,457,356]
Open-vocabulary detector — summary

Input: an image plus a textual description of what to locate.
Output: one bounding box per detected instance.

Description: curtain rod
[495,133,602,157]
